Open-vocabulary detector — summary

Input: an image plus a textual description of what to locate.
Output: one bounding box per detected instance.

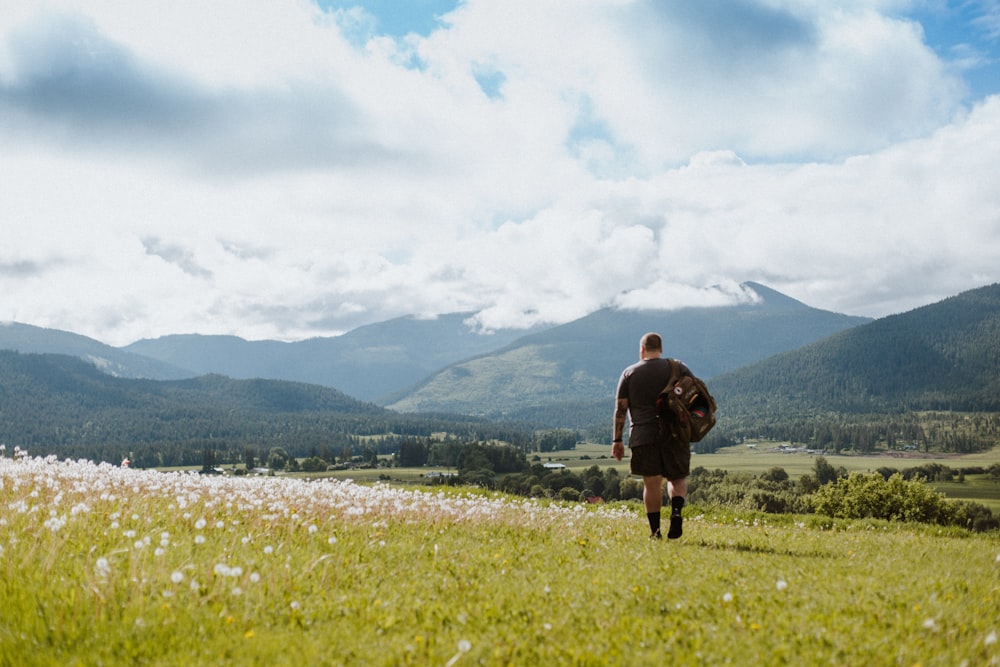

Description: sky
[1,0,999,346]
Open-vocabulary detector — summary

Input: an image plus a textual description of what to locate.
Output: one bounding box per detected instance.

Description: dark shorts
[629,439,690,480]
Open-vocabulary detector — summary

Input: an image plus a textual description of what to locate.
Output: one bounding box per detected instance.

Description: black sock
[647,511,661,534]
[668,498,684,539]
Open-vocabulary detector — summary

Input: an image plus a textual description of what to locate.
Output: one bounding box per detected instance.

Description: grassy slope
[3,458,996,666]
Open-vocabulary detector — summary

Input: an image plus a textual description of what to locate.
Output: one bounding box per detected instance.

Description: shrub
[810,472,951,524]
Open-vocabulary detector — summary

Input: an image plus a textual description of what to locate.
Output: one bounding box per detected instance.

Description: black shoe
[667,514,683,539]
[650,529,662,540]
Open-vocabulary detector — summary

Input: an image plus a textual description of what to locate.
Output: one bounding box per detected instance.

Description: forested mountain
[0,350,531,467]
[710,282,1000,414]
[124,313,547,401]
[386,282,870,415]
[0,322,192,379]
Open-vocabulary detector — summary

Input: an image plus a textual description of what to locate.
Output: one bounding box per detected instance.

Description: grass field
[3,454,997,666]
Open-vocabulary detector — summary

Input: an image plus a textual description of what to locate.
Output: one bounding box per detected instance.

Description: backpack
[655,359,717,443]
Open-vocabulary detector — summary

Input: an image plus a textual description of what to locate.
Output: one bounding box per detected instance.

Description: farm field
[325,442,1000,511]
[2,454,997,666]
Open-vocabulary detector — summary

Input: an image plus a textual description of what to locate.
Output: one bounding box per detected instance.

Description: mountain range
[1,282,998,459]
[710,282,1000,414]
[1,282,868,412]
[384,282,870,415]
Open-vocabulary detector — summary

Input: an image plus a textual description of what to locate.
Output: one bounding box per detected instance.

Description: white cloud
[0,0,997,345]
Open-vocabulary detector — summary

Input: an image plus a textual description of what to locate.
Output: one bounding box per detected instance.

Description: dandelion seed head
[194,519,207,530]
[776,579,788,591]
[194,535,206,544]
[249,572,260,583]
[985,631,997,646]
[723,592,734,603]
[264,545,274,555]
[458,639,471,653]
[171,571,184,584]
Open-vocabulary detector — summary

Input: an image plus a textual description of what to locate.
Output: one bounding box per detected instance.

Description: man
[613,332,693,539]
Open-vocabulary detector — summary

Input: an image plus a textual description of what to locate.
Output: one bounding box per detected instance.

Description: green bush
[810,472,951,524]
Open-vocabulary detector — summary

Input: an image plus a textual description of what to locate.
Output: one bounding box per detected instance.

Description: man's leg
[666,477,687,539]
[643,475,663,538]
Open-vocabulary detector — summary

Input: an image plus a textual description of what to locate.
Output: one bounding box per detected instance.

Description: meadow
[2,452,998,666]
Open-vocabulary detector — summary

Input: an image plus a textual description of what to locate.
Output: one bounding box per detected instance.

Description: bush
[810,472,951,525]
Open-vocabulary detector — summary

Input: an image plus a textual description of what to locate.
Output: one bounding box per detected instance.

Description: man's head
[640,332,662,359]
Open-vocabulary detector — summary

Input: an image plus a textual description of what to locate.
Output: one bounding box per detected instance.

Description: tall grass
[1,454,997,666]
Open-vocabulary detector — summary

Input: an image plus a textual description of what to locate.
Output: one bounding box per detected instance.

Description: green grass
[2,455,999,666]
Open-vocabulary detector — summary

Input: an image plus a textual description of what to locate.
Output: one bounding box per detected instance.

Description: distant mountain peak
[740,282,809,309]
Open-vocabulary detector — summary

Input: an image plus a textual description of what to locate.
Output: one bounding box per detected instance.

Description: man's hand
[612,441,624,461]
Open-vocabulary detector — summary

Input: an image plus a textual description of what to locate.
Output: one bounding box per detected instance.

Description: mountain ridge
[386,282,871,415]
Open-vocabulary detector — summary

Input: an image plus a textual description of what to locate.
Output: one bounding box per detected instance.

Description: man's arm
[612,398,628,461]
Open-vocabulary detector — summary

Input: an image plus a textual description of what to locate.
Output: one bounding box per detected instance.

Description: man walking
[612,332,693,539]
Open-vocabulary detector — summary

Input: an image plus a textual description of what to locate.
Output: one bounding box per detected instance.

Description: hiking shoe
[667,514,683,539]
[650,529,662,540]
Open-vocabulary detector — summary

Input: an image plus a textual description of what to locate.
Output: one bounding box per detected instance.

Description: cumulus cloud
[0,0,997,345]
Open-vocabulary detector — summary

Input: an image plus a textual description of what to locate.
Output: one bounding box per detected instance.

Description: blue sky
[318,0,460,38]
[905,0,1000,101]
[1,1,999,345]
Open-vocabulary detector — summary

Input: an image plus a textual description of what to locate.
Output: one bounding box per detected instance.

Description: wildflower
[249,572,260,583]
[264,545,274,555]
[194,535,206,544]
[171,571,184,584]
[985,631,997,646]
[776,579,788,591]
[723,592,734,603]
[195,519,207,530]
[328,536,337,545]
[95,557,111,578]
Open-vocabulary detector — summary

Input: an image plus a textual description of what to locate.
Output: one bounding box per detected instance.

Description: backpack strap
[666,358,680,388]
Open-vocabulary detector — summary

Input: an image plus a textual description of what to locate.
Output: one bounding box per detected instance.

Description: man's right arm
[612,398,628,461]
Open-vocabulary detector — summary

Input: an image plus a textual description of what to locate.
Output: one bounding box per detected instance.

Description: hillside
[710,282,1000,414]
[0,350,519,466]
[386,282,871,416]
[125,313,547,401]
[0,322,192,379]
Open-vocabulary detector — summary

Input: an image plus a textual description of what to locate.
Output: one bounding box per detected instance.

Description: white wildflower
[171,571,184,584]
[776,580,788,591]
[95,557,111,578]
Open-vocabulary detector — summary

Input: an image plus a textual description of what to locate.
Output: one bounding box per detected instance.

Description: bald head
[640,332,662,359]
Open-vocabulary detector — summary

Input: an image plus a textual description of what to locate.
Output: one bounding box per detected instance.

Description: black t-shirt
[616,357,691,447]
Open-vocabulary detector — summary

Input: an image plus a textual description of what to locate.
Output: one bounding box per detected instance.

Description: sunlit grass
[1,454,998,666]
